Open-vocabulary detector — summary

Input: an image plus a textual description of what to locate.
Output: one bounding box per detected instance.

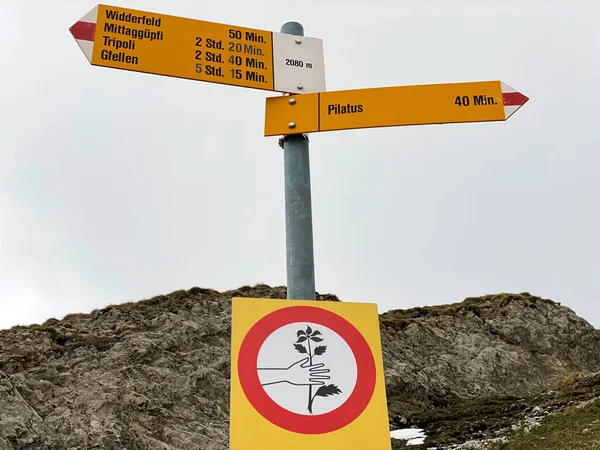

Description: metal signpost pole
[280,21,316,301]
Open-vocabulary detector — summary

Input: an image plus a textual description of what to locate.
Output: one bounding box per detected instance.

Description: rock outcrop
[380,293,600,419]
[0,286,598,449]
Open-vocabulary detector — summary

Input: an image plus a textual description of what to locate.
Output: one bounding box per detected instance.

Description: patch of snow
[390,428,427,446]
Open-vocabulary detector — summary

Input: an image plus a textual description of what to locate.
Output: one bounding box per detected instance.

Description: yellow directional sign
[70,4,326,94]
[230,297,391,450]
[264,80,529,136]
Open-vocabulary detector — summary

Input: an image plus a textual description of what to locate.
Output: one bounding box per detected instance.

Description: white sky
[1,0,599,330]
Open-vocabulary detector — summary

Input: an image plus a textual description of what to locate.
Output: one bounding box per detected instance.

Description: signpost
[69,4,326,94]
[230,297,391,450]
[69,6,530,448]
[264,80,529,136]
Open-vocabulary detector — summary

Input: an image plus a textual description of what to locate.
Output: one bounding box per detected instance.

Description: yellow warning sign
[229,297,391,450]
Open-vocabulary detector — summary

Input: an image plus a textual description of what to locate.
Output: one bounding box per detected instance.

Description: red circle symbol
[238,305,376,434]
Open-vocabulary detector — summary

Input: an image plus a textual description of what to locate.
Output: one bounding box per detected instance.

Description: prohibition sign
[238,305,376,434]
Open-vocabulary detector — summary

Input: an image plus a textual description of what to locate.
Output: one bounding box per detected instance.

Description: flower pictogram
[294,325,341,414]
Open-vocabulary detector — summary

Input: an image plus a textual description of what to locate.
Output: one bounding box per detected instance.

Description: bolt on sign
[69,5,326,94]
[264,80,529,136]
[229,297,391,450]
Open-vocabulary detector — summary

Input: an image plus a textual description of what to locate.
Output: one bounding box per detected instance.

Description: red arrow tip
[502,91,529,107]
[70,21,96,41]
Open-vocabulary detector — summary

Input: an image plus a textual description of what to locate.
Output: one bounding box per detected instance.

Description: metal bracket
[279,133,309,149]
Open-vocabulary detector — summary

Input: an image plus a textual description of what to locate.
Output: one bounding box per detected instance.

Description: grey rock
[381,293,600,417]
[0,286,598,449]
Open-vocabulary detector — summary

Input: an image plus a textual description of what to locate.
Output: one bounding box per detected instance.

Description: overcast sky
[1,0,599,330]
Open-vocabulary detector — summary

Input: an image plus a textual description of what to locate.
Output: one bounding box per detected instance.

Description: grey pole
[280,21,316,301]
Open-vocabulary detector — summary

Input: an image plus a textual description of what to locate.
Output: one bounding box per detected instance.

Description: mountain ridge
[1,285,598,449]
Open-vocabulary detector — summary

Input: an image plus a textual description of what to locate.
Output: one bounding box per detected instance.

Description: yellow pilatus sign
[70,4,326,93]
[230,297,391,450]
[265,80,517,136]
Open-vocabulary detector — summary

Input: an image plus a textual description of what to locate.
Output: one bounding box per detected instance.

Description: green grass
[391,372,600,450]
[490,398,600,450]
